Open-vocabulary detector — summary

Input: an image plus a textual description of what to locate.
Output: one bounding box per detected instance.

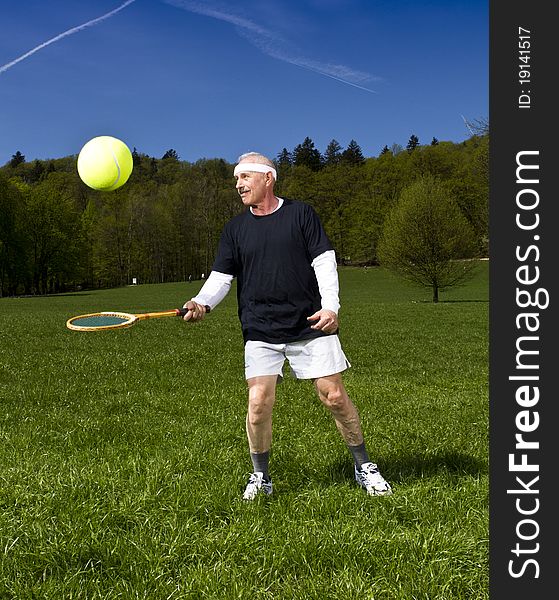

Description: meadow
[0,264,488,599]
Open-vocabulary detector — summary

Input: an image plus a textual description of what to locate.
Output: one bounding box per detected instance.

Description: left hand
[307,309,339,334]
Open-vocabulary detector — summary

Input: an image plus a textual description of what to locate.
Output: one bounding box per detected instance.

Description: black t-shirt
[212,198,334,343]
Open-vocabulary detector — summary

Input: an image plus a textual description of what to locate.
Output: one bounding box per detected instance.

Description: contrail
[0,0,136,75]
[293,63,378,94]
[2,0,378,94]
[164,0,378,93]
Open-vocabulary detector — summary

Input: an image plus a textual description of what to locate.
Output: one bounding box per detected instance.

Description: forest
[0,133,488,297]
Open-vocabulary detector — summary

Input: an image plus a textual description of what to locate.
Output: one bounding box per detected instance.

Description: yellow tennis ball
[77,135,133,191]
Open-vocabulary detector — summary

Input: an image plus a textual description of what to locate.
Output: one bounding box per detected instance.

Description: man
[183,152,392,500]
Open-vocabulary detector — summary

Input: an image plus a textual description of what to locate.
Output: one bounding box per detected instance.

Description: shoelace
[360,466,387,486]
[360,464,379,476]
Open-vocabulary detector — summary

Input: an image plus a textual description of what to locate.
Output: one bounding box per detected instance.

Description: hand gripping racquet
[66,306,210,332]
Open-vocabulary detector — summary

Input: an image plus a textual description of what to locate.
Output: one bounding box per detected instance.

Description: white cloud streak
[163,0,378,93]
[0,0,137,75]
[164,0,273,38]
[1,0,377,93]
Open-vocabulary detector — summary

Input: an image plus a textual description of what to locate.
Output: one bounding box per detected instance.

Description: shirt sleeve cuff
[189,271,233,310]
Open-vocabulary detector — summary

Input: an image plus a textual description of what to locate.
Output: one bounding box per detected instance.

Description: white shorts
[244,335,351,381]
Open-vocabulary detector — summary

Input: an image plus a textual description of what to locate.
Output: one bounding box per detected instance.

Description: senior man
[183,152,392,500]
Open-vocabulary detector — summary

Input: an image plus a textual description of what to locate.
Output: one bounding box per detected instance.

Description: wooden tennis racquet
[66,306,210,332]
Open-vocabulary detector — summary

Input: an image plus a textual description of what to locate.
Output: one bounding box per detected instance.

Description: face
[235,168,269,206]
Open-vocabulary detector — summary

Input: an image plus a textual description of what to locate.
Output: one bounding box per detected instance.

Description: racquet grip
[178,305,211,317]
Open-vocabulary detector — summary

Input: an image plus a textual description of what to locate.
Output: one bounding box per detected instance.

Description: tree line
[0,132,488,297]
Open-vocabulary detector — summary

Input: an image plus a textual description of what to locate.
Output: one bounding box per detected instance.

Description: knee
[319,386,348,412]
[248,386,274,424]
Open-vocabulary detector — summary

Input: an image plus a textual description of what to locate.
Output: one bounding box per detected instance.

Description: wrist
[321,305,339,315]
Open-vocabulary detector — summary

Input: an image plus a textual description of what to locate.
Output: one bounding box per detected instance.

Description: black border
[490,1,556,597]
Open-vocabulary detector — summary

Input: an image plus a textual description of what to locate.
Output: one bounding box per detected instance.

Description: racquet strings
[67,313,133,329]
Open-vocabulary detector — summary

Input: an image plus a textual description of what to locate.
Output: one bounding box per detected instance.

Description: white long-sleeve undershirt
[189,271,232,310]
[311,250,340,314]
[189,249,340,314]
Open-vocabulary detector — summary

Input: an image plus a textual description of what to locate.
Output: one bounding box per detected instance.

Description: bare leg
[246,375,278,453]
[314,373,392,495]
[313,373,364,446]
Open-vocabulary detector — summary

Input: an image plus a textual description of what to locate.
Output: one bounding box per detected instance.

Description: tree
[132,147,142,166]
[29,160,45,183]
[10,151,25,168]
[292,137,322,171]
[431,137,439,146]
[275,148,293,187]
[341,140,365,165]
[0,133,490,295]
[463,118,489,185]
[462,116,489,137]
[406,134,420,153]
[377,176,478,302]
[149,157,158,176]
[323,139,343,166]
[24,173,84,293]
[276,148,292,168]
[44,161,55,177]
[0,175,27,295]
[162,149,180,160]
[92,186,134,288]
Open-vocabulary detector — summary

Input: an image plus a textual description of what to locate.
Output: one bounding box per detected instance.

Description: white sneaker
[242,472,273,500]
[355,462,393,496]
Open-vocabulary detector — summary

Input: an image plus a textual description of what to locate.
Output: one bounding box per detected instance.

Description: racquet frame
[66,306,210,331]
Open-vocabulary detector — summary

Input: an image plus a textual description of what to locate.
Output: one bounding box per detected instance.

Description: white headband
[234,162,277,180]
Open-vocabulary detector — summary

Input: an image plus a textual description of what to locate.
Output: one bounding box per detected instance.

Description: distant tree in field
[391,143,404,155]
[293,137,322,171]
[431,137,439,146]
[377,176,478,302]
[10,151,25,168]
[341,139,365,165]
[380,145,390,155]
[406,134,420,153]
[323,139,343,166]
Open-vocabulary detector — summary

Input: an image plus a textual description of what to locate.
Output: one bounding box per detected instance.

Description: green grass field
[0,264,488,599]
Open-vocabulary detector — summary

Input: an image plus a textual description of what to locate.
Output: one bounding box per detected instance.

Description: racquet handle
[135,306,211,320]
[177,305,211,317]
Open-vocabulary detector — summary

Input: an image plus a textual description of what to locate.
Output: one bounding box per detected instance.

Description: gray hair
[237,152,275,169]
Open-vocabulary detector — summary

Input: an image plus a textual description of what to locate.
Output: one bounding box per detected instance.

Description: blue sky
[0,0,488,165]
